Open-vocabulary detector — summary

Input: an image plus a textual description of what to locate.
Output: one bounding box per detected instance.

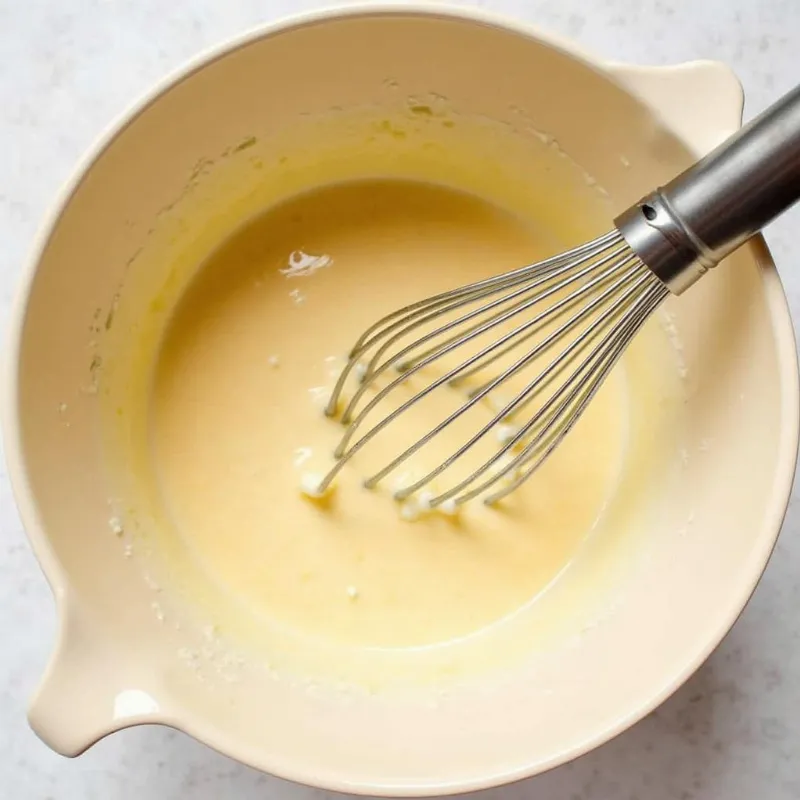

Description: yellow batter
[150,179,627,650]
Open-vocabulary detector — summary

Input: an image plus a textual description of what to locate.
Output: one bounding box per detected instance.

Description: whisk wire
[335,241,630,425]
[346,229,621,358]
[325,232,627,417]
[331,252,639,470]
[482,281,667,505]
[402,268,663,504]
[319,231,669,504]
[374,258,648,496]
[402,243,632,377]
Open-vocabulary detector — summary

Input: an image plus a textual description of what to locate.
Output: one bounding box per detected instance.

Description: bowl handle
[28,598,164,756]
[606,60,745,154]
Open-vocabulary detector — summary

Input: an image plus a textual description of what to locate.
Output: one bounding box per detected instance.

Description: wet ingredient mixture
[150,179,629,651]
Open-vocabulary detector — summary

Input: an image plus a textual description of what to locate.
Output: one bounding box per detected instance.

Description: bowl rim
[4,3,799,794]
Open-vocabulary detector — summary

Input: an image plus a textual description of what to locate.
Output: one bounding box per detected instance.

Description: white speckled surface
[2,1,800,798]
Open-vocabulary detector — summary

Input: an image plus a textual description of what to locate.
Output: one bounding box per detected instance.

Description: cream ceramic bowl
[5,6,799,795]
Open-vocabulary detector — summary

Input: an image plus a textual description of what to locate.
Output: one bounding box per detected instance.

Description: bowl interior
[10,10,797,793]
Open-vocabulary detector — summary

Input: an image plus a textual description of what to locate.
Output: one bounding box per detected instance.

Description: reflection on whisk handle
[616,83,800,295]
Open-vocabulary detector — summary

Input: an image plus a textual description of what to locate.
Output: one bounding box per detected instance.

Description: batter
[150,179,628,650]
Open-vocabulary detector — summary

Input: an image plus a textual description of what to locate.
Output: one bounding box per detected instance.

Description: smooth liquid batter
[151,180,627,650]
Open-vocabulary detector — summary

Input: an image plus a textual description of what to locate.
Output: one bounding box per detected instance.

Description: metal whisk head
[310,82,800,506]
[317,230,668,507]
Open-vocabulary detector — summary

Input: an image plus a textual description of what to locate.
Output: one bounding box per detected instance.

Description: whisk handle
[616,83,800,294]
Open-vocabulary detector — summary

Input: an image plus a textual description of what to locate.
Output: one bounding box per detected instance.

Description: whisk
[318,84,800,507]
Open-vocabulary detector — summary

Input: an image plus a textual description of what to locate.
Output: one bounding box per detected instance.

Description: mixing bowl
[4,6,798,795]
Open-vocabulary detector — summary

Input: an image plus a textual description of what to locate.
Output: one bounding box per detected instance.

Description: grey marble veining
[1,1,799,798]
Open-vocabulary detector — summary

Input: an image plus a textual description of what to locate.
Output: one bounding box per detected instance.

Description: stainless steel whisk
[318,84,800,507]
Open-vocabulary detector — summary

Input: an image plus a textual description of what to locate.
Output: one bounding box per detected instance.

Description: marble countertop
[2,1,800,798]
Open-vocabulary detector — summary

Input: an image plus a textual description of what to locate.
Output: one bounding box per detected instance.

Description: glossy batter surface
[150,179,627,649]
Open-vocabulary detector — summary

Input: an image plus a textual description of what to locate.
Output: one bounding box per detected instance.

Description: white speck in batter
[324,355,345,380]
[280,250,332,278]
[293,447,313,467]
[487,393,510,414]
[300,472,330,499]
[308,386,331,409]
[439,498,459,516]
[417,490,435,511]
[392,471,414,493]
[495,423,520,446]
